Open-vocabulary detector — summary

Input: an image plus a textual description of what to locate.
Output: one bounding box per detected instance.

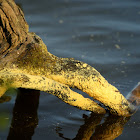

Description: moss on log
[0,0,135,116]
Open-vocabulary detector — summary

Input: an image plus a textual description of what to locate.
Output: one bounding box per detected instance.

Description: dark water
[0,0,140,139]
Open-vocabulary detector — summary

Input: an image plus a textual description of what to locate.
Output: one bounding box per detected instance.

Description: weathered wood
[0,0,136,116]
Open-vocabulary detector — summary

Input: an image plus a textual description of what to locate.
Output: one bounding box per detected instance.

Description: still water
[0,0,140,139]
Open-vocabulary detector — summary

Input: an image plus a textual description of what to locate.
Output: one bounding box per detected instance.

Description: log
[0,0,136,116]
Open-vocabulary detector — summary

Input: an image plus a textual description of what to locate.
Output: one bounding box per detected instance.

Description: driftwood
[0,0,137,116]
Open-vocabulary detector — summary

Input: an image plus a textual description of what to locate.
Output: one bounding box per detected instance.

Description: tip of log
[126,82,140,115]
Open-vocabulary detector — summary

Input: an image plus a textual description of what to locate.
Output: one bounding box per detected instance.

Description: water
[0,0,140,139]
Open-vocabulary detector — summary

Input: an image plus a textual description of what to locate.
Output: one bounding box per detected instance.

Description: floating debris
[115,44,121,50]
[121,61,126,64]
[59,19,64,24]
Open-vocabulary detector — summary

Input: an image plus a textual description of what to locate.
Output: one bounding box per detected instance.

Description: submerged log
[0,0,136,116]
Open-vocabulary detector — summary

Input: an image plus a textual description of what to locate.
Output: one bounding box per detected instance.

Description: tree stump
[0,0,136,116]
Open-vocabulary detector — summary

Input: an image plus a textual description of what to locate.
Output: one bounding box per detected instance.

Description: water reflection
[7,89,40,140]
[56,113,130,140]
[91,115,129,140]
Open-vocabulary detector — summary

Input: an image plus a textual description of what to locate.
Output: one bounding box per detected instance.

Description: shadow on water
[0,83,139,140]
[7,89,40,140]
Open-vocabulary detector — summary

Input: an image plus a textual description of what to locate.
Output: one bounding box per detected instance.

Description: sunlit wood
[0,0,138,116]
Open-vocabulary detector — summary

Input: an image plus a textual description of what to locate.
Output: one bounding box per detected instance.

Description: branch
[0,69,105,114]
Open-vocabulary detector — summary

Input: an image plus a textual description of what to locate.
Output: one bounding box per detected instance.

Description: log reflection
[56,113,130,140]
[73,113,103,140]
[91,115,130,140]
[7,88,40,140]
